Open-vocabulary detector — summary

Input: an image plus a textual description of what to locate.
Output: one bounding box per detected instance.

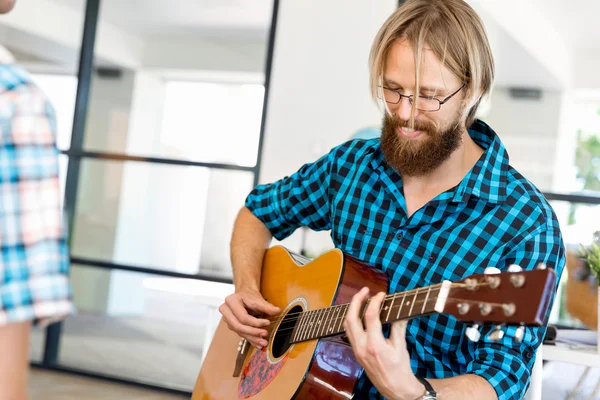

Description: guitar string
[267,296,440,336]
[260,280,492,326]
[265,296,511,337]
[258,284,444,324]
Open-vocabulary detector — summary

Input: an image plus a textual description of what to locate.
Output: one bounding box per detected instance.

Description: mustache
[385,115,436,133]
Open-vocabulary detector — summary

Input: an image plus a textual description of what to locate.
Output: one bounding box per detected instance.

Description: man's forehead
[385,40,457,89]
[395,38,433,52]
[382,76,445,93]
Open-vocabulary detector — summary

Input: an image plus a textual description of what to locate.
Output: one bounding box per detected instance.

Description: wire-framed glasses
[378,83,466,112]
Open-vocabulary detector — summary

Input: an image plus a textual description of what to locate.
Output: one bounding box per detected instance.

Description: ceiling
[52,0,273,38]
[470,3,562,90]
[528,0,600,52]
[8,0,600,89]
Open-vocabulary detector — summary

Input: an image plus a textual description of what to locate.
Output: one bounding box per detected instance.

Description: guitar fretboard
[289,285,444,344]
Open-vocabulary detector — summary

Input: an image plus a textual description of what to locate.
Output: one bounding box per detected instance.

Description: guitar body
[192,246,388,400]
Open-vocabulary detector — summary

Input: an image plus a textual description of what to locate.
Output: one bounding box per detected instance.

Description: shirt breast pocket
[332,224,366,256]
[400,241,436,287]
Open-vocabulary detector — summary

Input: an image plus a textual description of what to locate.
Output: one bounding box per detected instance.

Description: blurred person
[0,1,74,398]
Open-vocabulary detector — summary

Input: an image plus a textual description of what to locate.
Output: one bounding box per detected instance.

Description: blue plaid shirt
[245,120,565,400]
[0,63,73,326]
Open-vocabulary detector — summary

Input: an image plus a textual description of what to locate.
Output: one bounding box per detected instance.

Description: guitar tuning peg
[515,326,525,343]
[488,325,505,342]
[508,264,523,273]
[484,267,501,275]
[465,324,481,342]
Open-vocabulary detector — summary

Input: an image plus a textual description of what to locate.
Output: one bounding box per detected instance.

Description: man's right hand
[219,288,281,350]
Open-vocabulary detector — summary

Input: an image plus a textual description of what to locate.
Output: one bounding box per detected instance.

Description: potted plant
[580,236,600,352]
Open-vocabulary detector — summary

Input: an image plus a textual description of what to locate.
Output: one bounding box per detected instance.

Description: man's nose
[394,96,418,121]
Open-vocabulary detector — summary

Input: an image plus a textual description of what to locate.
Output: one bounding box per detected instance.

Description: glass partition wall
[20,0,279,395]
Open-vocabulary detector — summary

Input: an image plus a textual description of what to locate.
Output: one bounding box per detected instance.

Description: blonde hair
[369,0,494,127]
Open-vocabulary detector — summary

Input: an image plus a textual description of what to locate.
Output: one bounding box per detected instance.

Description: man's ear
[464,84,484,110]
[463,86,487,127]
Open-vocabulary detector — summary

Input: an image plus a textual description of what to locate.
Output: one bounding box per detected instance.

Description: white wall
[1,0,144,69]
[574,53,600,89]
[258,0,397,254]
[143,37,267,74]
[482,87,564,192]
[468,0,572,89]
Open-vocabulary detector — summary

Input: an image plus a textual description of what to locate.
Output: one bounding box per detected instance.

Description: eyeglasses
[377,83,466,112]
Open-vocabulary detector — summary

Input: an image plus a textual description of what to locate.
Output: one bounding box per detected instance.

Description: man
[219,0,565,399]
[0,1,74,398]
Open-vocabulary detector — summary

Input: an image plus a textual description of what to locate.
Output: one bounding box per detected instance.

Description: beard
[379,111,464,177]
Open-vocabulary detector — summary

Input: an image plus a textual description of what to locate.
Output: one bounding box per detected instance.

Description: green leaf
[583,242,600,283]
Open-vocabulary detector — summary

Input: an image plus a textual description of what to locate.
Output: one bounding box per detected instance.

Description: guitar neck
[289,282,451,344]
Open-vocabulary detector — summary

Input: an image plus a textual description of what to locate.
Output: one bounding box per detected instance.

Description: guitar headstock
[442,264,556,327]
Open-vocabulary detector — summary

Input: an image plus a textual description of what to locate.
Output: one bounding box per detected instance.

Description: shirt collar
[452,119,509,204]
[369,119,510,205]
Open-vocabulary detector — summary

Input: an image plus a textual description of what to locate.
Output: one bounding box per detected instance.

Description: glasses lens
[415,97,440,112]
[381,88,400,104]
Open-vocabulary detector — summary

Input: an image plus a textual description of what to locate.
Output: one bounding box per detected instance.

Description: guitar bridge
[233,310,265,377]
[233,338,250,377]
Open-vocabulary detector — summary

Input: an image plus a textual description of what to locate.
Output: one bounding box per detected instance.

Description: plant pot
[598,293,600,354]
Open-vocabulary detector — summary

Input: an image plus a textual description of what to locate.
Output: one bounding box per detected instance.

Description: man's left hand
[343,287,425,400]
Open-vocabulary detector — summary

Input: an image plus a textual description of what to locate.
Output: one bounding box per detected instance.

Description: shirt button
[396,232,403,240]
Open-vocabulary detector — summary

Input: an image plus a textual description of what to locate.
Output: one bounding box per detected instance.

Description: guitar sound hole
[272,305,303,358]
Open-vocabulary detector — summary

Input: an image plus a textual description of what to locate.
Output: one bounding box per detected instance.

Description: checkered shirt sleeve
[0,76,73,325]
[245,150,334,240]
[466,225,565,400]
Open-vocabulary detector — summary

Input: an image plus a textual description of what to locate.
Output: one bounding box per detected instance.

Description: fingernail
[261,341,268,347]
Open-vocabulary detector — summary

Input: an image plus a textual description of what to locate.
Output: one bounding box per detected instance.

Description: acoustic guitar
[192,246,556,399]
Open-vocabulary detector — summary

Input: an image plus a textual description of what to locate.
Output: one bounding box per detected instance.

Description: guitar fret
[385,295,396,323]
[319,308,329,338]
[421,286,431,314]
[304,310,315,341]
[338,304,348,333]
[326,307,335,336]
[408,288,419,317]
[327,306,339,335]
[307,310,318,340]
[298,311,311,342]
[300,310,314,340]
[327,307,336,335]
[296,312,308,342]
[296,311,306,342]
[320,308,331,337]
[291,314,298,342]
[378,298,386,318]
[312,309,322,339]
[335,305,343,334]
[309,309,323,340]
[396,293,406,319]
[317,308,325,338]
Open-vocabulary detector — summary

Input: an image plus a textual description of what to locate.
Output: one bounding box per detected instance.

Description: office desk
[528,344,600,400]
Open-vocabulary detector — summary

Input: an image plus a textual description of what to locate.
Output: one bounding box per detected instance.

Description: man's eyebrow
[382,78,444,94]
